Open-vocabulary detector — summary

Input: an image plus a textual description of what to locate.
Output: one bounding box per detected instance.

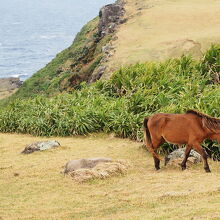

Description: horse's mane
[186,109,220,132]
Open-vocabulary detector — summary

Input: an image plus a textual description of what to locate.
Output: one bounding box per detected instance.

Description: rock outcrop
[98,0,125,38]
[89,1,125,82]
[0,77,22,92]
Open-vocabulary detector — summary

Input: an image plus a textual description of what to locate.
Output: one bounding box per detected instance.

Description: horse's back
[147,112,205,144]
[148,113,180,127]
[147,113,175,139]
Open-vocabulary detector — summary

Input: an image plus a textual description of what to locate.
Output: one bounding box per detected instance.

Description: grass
[0,133,220,220]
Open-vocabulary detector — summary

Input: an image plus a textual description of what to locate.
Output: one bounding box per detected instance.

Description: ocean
[0,0,115,81]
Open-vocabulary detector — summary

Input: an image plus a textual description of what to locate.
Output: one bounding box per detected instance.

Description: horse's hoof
[181,166,187,171]
[205,168,211,173]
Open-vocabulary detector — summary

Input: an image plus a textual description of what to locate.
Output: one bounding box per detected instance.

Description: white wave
[39,35,59,39]
[11,73,29,78]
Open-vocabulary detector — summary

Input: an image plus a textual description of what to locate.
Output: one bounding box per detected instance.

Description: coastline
[0,77,22,99]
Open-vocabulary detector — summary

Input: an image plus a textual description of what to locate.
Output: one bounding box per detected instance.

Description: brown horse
[143,110,220,172]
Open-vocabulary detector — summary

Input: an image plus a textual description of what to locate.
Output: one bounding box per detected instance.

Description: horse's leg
[181,145,192,170]
[192,143,211,173]
[152,138,163,170]
[153,155,160,170]
[147,140,160,170]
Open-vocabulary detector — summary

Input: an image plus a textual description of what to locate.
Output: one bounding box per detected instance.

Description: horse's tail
[143,117,161,160]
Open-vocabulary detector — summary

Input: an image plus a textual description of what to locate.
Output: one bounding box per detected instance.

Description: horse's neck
[209,133,220,143]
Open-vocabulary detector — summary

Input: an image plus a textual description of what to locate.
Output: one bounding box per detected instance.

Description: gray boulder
[165,147,202,165]
[98,1,125,37]
[21,140,60,154]
[64,158,112,174]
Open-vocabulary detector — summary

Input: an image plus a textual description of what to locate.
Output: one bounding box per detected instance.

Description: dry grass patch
[0,89,17,100]
[103,0,220,78]
[0,133,220,220]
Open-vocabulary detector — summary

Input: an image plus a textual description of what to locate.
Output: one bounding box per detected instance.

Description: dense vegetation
[0,45,219,157]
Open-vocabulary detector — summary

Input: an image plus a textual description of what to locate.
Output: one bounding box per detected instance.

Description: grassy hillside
[104,0,220,77]
[0,45,219,157]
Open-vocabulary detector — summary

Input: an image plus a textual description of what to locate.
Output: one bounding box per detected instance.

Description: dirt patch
[0,89,18,100]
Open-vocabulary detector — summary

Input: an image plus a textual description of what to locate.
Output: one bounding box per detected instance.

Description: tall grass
[0,45,219,157]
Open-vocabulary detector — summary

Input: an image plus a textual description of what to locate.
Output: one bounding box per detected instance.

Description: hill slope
[6,0,125,99]
[103,0,220,78]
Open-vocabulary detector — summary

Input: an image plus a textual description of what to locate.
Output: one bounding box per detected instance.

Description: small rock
[107,52,114,57]
[165,147,202,165]
[112,36,118,41]
[21,140,60,154]
[102,45,110,53]
[68,160,128,182]
[14,173,19,177]
[119,18,127,24]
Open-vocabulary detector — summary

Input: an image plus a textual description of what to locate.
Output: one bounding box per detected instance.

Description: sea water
[0,0,115,81]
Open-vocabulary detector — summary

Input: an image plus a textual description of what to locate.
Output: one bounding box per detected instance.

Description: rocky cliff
[9,0,125,99]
